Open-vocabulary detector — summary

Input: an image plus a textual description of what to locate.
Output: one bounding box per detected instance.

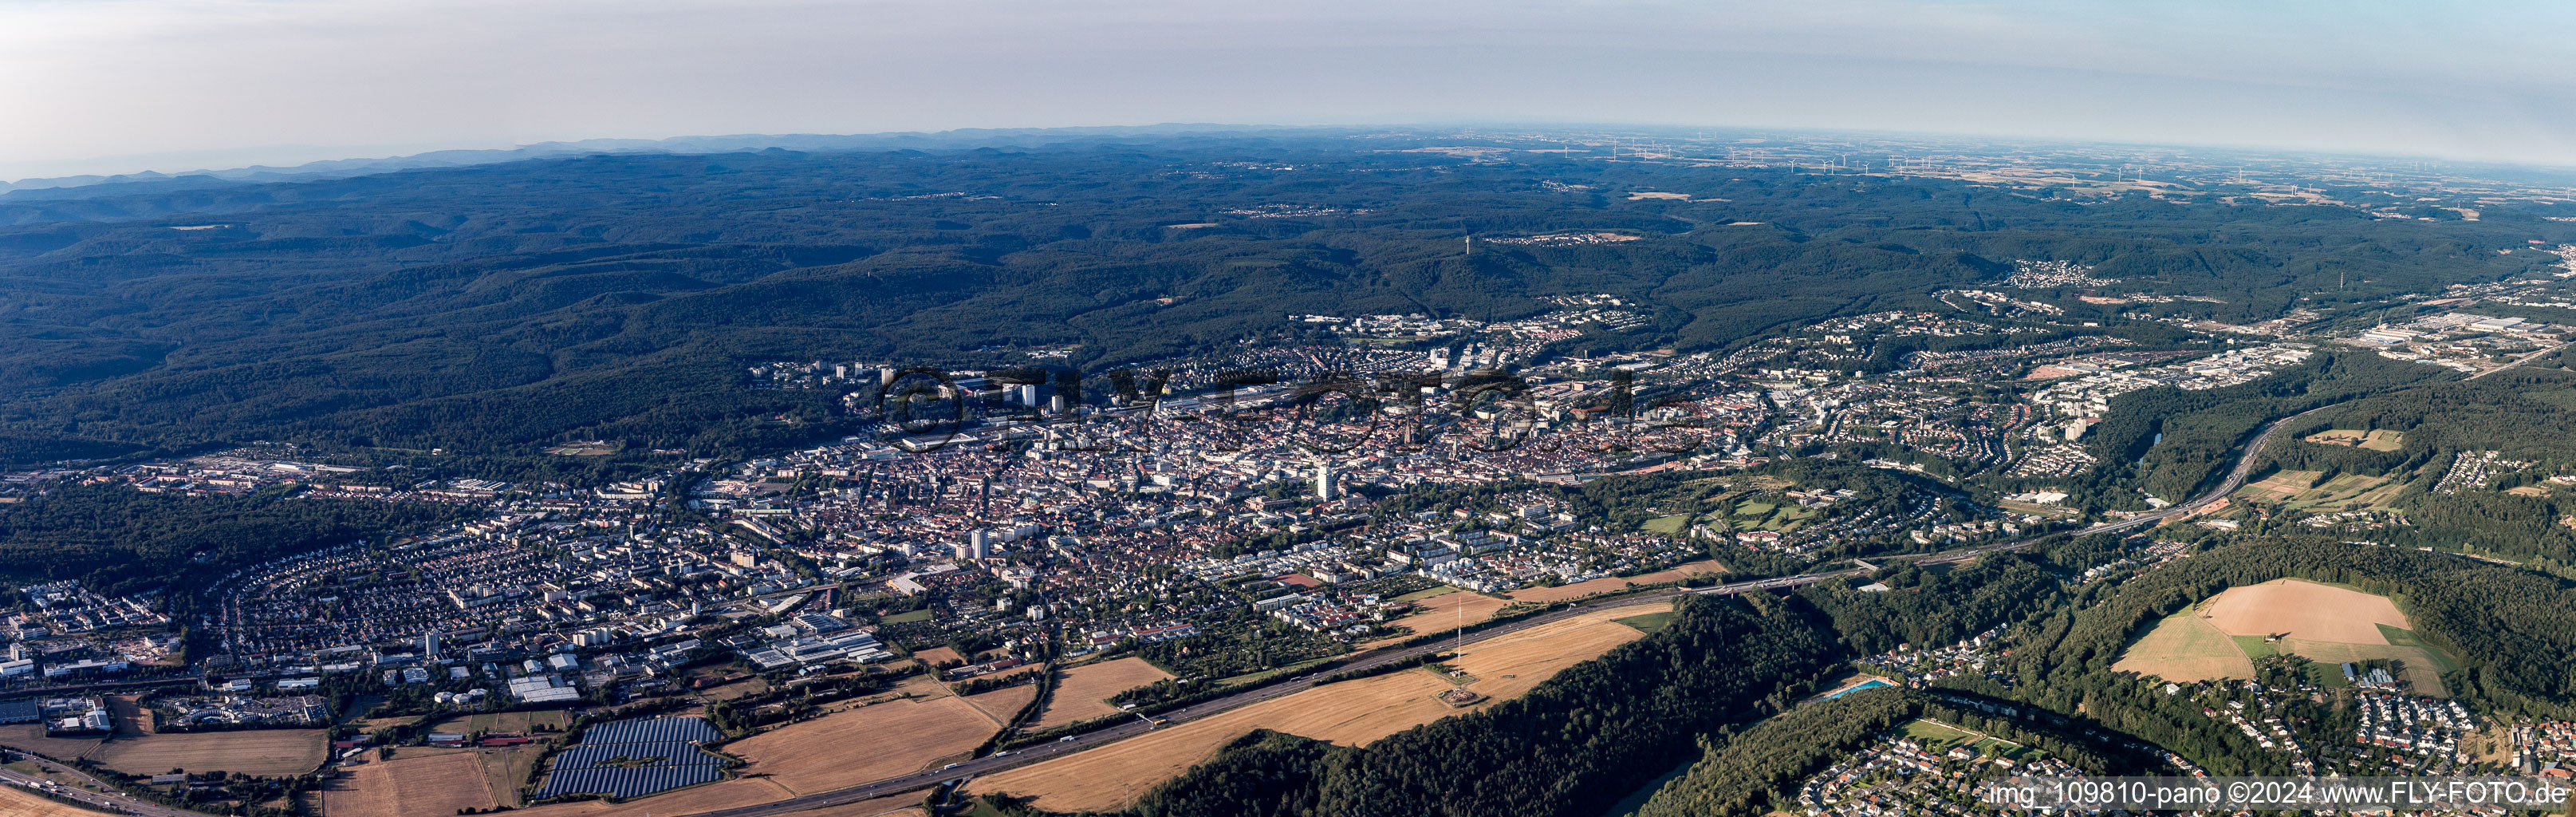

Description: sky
[7,0,2576,181]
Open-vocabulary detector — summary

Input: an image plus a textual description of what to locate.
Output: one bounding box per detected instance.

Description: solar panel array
[538,765,723,799]
[553,742,725,770]
[536,716,729,800]
[578,716,721,744]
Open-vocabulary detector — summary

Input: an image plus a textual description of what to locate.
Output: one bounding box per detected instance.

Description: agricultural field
[89,729,327,777]
[2305,428,2405,451]
[722,696,998,795]
[0,726,104,759]
[321,751,497,817]
[2113,608,2257,681]
[1031,657,1175,729]
[961,683,1040,724]
[509,777,798,817]
[1509,560,1723,604]
[0,783,113,817]
[783,792,930,817]
[2113,579,2459,694]
[425,708,569,737]
[968,603,1657,812]
[1364,590,1511,646]
[384,710,574,807]
[2204,578,2407,642]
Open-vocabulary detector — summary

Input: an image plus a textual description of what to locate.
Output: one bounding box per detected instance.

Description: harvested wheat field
[779,791,931,817]
[1509,561,1724,604]
[971,605,1656,812]
[723,695,998,795]
[2114,580,2455,693]
[1033,657,1174,729]
[962,682,1040,724]
[90,729,326,777]
[2112,608,2255,682]
[509,778,798,817]
[2203,579,2407,643]
[1365,590,1511,646]
[0,725,104,758]
[322,751,496,817]
[0,784,113,817]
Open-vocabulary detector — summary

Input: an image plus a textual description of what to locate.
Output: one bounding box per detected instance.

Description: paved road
[670,347,2576,817]
[2469,339,2574,381]
[0,752,201,817]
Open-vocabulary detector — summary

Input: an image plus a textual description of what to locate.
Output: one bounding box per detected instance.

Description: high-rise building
[421,630,441,658]
[1314,460,1337,500]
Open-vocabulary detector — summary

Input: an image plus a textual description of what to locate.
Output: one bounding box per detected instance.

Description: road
[659,345,2576,817]
[2469,339,2575,381]
[0,751,201,817]
[682,590,1663,817]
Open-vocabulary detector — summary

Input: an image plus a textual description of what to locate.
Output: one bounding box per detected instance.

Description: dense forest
[2072,350,2452,507]
[1993,535,2576,775]
[0,133,2557,466]
[1794,554,2064,654]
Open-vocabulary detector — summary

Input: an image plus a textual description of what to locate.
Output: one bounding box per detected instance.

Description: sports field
[969,604,1656,812]
[2113,579,2456,693]
[1031,657,1173,729]
[1899,718,2025,758]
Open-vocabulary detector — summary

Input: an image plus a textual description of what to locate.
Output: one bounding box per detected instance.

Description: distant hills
[0,124,1306,196]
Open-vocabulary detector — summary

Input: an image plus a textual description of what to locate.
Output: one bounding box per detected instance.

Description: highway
[0,750,201,817]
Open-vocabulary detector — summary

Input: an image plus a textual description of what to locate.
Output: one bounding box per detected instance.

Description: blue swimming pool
[1827,678,1893,699]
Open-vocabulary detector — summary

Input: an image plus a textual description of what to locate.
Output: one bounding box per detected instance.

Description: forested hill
[0,134,2556,463]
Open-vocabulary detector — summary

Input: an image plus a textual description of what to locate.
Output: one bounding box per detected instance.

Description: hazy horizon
[10,0,2576,181]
